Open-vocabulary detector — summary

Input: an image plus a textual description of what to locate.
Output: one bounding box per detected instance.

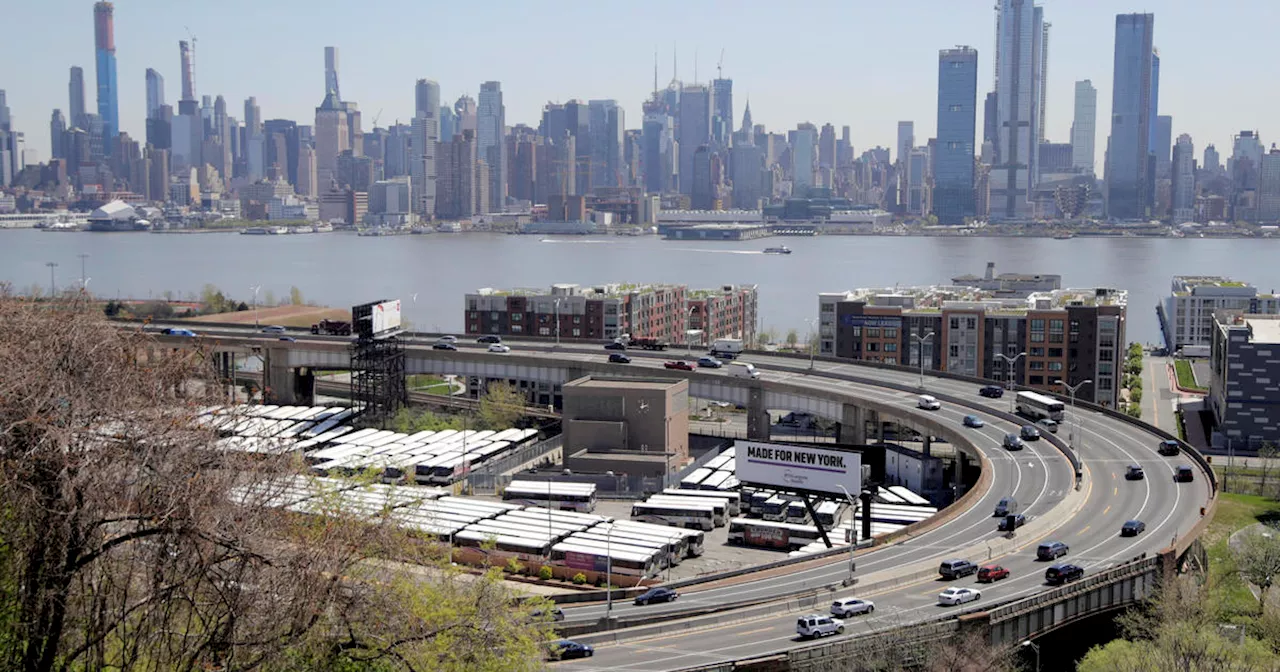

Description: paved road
[142,322,1214,670]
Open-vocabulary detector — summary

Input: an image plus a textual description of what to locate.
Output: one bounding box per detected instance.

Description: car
[608,353,632,364]
[1125,464,1145,480]
[1121,520,1147,537]
[1020,425,1042,441]
[1174,465,1195,483]
[1037,418,1059,434]
[664,360,694,371]
[161,328,197,337]
[476,335,502,344]
[918,395,942,410]
[604,342,627,351]
[532,607,565,622]
[545,639,594,660]
[488,344,511,353]
[997,513,1027,531]
[977,565,1010,583]
[634,587,679,605]
[1036,541,1070,561]
[938,559,978,579]
[436,335,458,343]
[830,598,875,617]
[796,614,845,639]
[1045,563,1084,586]
[697,356,723,369]
[261,325,286,334]
[937,587,981,606]
[979,385,1005,398]
[994,497,1018,517]
[1158,439,1181,456]
[1003,433,1025,451]
[963,415,985,428]
[278,336,296,342]
[432,342,457,351]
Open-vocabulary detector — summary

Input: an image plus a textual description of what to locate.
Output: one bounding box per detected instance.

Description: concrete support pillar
[837,404,866,445]
[746,385,770,441]
[922,435,932,457]
[875,411,885,444]
[265,347,297,405]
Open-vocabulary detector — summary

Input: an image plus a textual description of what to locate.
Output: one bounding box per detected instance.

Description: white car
[937,587,981,606]
[830,598,875,617]
[437,335,458,343]
[488,344,511,353]
[917,395,941,410]
[796,614,845,639]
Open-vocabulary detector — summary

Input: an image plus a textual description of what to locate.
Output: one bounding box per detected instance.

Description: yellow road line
[1114,487,1119,496]
[1077,525,1090,536]
[1102,505,1111,516]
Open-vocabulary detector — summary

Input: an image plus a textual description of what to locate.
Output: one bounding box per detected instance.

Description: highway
[139,321,1214,670]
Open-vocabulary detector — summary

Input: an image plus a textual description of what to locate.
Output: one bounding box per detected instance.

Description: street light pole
[554,299,561,347]
[837,485,859,586]
[45,262,58,297]
[249,285,262,329]
[912,332,934,389]
[606,524,614,619]
[1021,641,1040,672]
[77,253,89,288]
[805,318,817,369]
[995,352,1027,412]
[1055,379,1092,452]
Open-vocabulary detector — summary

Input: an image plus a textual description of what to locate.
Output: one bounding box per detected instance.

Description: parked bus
[886,486,932,507]
[645,495,724,527]
[502,481,598,513]
[550,542,660,578]
[761,495,794,522]
[699,470,733,491]
[630,501,715,531]
[679,468,713,489]
[863,504,937,525]
[814,501,846,529]
[874,489,906,505]
[727,518,822,550]
[662,489,741,517]
[1015,391,1066,422]
[577,526,687,567]
[784,500,811,525]
[558,534,673,569]
[455,531,552,564]
[610,520,704,558]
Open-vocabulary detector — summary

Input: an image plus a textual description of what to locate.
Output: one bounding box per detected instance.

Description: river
[4,229,1280,343]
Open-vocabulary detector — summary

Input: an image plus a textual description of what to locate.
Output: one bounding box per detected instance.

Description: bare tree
[1259,443,1278,497]
[1233,524,1280,610]
[0,291,553,672]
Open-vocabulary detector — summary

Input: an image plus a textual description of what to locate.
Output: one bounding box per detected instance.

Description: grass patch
[1174,359,1208,392]
[406,375,450,394]
[1206,493,1280,619]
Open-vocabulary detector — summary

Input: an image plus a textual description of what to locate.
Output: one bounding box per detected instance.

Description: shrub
[504,557,524,575]
[571,573,587,585]
[538,566,554,581]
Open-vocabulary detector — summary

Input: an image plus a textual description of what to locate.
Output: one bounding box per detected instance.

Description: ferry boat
[311,223,334,233]
[241,227,271,235]
[763,246,792,255]
[1053,232,1074,240]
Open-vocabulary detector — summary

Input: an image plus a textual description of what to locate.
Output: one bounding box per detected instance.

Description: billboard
[372,300,402,334]
[735,440,862,497]
[744,523,790,549]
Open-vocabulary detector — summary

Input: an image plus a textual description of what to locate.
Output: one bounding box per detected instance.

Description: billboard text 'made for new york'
[735,441,862,496]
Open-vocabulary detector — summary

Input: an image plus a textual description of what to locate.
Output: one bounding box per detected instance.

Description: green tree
[1234,524,1280,608]
[1260,444,1278,497]
[290,285,305,306]
[785,329,799,348]
[478,382,525,430]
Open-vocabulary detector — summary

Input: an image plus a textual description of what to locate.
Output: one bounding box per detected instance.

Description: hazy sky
[3,0,1278,167]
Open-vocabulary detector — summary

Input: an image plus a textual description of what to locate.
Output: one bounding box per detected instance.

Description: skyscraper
[1038,21,1051,144]
[324,47,340,99]
[315,91,349,190]
[1260,148,1280,223]
[1171,134,1195,222]
[1204,145,1221,175]
[69,66,87,127]
[934,46,979,225]
[897,121,914,209]
[244,97,263,181]
[642,110,675,194]
[1106,13,1156,220]
[588,99,623,189]
[454,95,477,134]
[179,40,197,111]
[712,77,733,149]
[992,0,1045,220]
[983,92,998,157]
[677,85,711,195]
[1154,115,1173,179]
[145,69,165,120]
[93,2,119,145]
[792,123,817,196]
[477,81,505,210]
[50,109,67,159]
[1070,80,1097,173]
[411,79,440,216]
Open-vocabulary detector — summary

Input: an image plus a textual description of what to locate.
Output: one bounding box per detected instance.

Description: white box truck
[710,338,745,359]
[727,362,760,379]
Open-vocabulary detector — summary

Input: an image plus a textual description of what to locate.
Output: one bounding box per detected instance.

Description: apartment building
[1209,313,1280,451]
[818,285,1126,407]
[1158,276,1280,355]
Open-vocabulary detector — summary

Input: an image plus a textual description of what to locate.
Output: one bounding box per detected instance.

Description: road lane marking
[1103,505,1111,516]
[1077,525,1090,536]
[1114,487,1119,496]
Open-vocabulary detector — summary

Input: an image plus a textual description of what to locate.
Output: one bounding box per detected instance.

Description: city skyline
[2,0,1277,167]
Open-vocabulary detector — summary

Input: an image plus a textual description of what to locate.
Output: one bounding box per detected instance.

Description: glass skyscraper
[93,2,119,146]
[1106,13,1156,220]
[935,47,979,225]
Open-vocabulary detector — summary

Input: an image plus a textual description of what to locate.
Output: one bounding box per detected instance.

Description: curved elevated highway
[142,323,1216,671]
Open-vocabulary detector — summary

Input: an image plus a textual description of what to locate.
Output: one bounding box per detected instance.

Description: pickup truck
[663,360,694,371]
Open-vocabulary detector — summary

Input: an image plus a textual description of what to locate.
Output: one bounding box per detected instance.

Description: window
[1048,362,1063,371]
[538,327,550,336]
[512,325,522,333]
[1030,347,1045,357]
[851,327,861,337]
[821,303,835,313]
[885,357,897,365]
[884,327,898,338]
[572,328,581,337]
[1030,375,1045,385]
[885,343,898,352]
[867,343,879,352]
[573,316,582,324]
[512,313,522,322]
[1100,349,1113,361]
[469,323,478,332]
[1030,361,1045,371]
[950,345,960,357]
[1099,378,1113,390]
[866,328,881,338]
[950,318,960,329]
[967,318,977,330]
[1049,348,1063,358]
[490,312,500,320]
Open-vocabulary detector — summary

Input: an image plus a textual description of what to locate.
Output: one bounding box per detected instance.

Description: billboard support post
[799,494,832,548]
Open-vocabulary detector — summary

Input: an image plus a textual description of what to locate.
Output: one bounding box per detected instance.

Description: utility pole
[45,262,58,296]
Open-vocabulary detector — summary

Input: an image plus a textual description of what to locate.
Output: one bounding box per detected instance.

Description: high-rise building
[314,91,350,190]
[896,121,914,208]
[454,95,477,134]
[324,47,340,99]
[296,144,317,198]
[1171,134,1196,222]
[1154,115,1173,179]
[792,123,817,196]
[588,99,623,190]
[508,128,537,203]
[818,123,837,170]
[536,131,575,205]
[50,109,67,160]
[730,138,764,209]
[437,129,480,218]
[1259,148,1280,223]
[439,106,457,145]
[711,77,733,149]
[982,92,998,158]
[677,85,711,195]
[1106,13,1156,220]
[934,46,978,225]
[691,145,716,209]
[477,82,505,210]
[992,0,1045,220]
[69,66,87,127]
[178,41,196,111]
[1070,80,1097,173]
[145,68,165,120]
[410,79,440,217]
[93,2,119,145]
[1204,145,1222,175]
[642,111,676,193]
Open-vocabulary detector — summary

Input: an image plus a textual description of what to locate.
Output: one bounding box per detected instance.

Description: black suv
[476,335,502,344]
[1175,466,1195,482]
[1037,541,1069,561]
[634,587,679,606]
[1158,440,1181,456]
[1121,520,1147,537]
[1045,563,1084,586]
[938,559,978,579]
[1125,465,1145,480]
[998,514,1027,531]
[979,385,1005,398]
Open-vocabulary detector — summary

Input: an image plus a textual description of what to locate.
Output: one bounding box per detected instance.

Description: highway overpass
[139,322,1217,671]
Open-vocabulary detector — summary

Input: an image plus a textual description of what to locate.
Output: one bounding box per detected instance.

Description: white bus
[814,501,846,529]
[863,504,937,525]
[610,520,704,558]
[559,534,672,569]
[578,525,687,566]
[784,500,811,525]
[645,495,725,527]
[680,467,713,489]
[727,518,822,550]
[455,531,552,564]
[550,542,659,578]
[630,502,715,531]
[502,481,598,513]
[699,470,733,491]
[761,495,793,522]
[886,486,932,507]
[1015,390,1066,422]
[874,489,906,505]
[662,488,741,517]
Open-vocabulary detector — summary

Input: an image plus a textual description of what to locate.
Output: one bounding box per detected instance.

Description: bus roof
[1017,390,1064,405]
[551,541,658,563]
[506,481,598,494]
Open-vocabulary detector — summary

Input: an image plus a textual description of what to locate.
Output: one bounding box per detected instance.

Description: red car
[663,360,694,371]
[977,565,1009,583]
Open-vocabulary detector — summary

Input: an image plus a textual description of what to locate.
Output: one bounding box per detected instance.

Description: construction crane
[371,108,383,129]
[717,49,725,79]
